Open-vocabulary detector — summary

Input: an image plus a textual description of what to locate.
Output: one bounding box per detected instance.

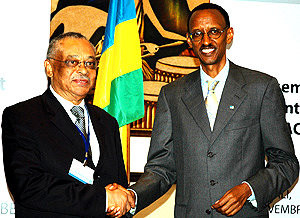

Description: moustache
[200,44,215,50]
[71,75,90,82]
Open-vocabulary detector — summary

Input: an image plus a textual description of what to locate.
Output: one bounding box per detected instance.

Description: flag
[93,0,144,128]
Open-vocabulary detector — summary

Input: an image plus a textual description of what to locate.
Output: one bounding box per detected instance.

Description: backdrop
[0,0,299,217]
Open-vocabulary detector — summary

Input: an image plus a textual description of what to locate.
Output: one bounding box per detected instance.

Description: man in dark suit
[2,32,134,218]
[118,3,299,218]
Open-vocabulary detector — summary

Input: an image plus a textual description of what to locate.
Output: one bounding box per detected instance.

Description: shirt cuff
[242,181,257,207]
[105,192,108,212]
[127,188,138,215]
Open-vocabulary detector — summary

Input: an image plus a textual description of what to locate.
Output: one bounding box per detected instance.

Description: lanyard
[74,107,90,166]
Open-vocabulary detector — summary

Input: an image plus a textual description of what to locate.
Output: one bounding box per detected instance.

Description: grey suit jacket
[130,61,299,218]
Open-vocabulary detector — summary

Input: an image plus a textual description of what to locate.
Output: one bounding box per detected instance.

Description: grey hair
[46,32,96,59]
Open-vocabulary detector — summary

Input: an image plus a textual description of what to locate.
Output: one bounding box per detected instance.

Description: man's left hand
[211,183,252,216]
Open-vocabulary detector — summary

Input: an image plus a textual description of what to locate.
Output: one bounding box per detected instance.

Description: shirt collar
[200,58,229,82]
[49,85,86,111]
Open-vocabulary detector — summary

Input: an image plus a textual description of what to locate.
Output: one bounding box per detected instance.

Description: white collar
[200,58,229,82]
[49,85,86,110]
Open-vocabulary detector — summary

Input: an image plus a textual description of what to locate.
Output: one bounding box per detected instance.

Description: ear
[186,32,193,48]
[44,59,54,78]
[226,27,234,45]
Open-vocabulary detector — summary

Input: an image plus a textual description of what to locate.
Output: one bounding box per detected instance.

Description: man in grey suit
[114,3,299,218]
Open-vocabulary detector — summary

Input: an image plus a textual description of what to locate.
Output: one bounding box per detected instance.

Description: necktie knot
[207,80,219,92]
[71,106,84,119]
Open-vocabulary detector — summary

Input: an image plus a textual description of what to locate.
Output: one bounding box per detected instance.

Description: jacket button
[210,180,218,186]
[207,152,214,158]
[206,209,211,214]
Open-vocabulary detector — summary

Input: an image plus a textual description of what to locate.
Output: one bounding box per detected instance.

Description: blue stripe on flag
[102,0,137,54]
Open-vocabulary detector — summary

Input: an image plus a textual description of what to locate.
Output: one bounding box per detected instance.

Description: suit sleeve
[2,107,110,218]
[130,87,176,212]
[246,77,299,211]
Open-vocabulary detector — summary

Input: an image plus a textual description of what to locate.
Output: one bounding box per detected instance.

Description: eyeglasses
[48,57,98,70]
[189,27,228,41]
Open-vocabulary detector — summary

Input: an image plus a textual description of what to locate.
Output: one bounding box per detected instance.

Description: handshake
[105,183,136,217]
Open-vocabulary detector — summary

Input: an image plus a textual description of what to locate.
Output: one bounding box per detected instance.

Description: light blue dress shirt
[200,59,257,206]
[200,59,229,130]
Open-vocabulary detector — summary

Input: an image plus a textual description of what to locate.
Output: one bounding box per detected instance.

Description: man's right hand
[105,183,136,217]
[211,183,251,216]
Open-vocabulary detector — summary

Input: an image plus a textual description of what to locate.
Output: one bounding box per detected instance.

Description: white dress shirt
[50,86,100,165]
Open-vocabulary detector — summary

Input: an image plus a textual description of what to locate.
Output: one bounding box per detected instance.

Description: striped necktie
[205,80,219,130]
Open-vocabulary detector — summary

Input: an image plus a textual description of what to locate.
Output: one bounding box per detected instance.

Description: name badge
[68,159,94,184]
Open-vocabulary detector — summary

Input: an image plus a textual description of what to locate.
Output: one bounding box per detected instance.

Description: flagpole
[120,124,130,182]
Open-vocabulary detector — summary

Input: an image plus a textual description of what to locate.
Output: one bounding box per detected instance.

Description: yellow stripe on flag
[94,18,142,109]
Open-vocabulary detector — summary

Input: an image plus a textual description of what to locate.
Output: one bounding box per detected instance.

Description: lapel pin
[230,105,235,110]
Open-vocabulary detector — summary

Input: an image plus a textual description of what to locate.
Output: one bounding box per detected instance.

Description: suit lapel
[86,104,105,169]
[42,89,86,157]
[210,62,247,146]
[181,70,211,141]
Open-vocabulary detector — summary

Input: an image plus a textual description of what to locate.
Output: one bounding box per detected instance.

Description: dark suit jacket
[2,89,128,218]
[130,61,299,218]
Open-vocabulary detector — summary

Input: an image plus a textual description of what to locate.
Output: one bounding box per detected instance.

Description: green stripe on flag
[104,69,144,127]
